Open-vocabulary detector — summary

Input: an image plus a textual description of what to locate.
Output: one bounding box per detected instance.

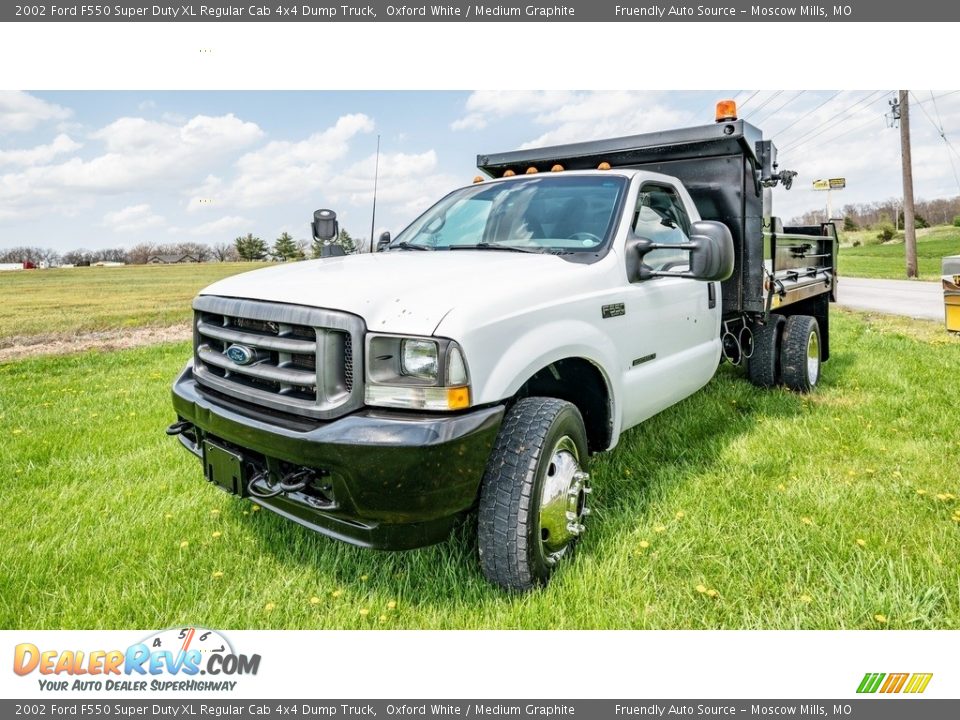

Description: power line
[749,90,806,127]
[909,90,960,195]
[736,90,761,111]
[780,91,889,152]
[767,91,842,139]
[742,90,783,120]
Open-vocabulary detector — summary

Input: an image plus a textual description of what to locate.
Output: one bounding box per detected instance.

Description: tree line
[0,229,363,266]
[789,193,960,230]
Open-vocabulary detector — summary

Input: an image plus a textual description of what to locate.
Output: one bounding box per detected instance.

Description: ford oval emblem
[225,344,256,365]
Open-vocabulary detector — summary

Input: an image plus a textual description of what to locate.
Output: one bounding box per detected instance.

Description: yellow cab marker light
[597,161,611,170]
[551,164,564,172]
[473,176,484,183]
[503,169,516,177]
[525,166,538,174]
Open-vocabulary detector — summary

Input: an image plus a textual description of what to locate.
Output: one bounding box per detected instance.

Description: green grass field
[1,310,957,630]
[839,225,960,281]
[0,263,268,341]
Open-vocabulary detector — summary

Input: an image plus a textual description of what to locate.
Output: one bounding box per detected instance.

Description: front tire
[780,315,822,393]
[477,397,591,592]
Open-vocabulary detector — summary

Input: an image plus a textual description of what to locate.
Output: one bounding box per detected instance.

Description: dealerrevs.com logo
[13,627,261,693]
[857,672,933,694]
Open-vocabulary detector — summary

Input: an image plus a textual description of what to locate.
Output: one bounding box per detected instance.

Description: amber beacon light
[715,99,738,122]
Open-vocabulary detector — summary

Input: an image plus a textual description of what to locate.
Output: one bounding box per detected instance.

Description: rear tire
[747,313,784,388]
[477,397,590,592]
[780,315,822,393]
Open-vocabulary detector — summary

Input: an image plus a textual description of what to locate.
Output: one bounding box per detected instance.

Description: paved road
[838,277,944,321]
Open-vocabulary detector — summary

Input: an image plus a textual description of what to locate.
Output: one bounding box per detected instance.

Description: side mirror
[627,220,734,283]
[376,231,391,252]
[312,209,338,242]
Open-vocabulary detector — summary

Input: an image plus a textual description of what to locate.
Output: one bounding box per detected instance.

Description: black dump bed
[478,120,836,319]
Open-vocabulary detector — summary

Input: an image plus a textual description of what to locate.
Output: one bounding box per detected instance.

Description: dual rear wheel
[747,313,822,392]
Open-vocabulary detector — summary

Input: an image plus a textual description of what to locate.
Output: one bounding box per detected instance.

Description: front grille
[192,296,364,421]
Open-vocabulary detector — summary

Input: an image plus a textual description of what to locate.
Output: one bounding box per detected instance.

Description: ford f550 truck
[169,101,837,591]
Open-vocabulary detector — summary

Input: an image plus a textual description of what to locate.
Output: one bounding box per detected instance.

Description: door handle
[707,282,716,309]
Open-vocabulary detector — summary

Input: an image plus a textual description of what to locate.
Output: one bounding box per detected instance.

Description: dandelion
[211,531,222,539]
[387,600,397,610]
[212,571,224,579]
[638,540,650,549]
[865,469,875,475]
[893,470,903,479]
[847,470,857,477]
[800,594,813,603]
[653,525,667,533]
[179,540,189,549]
[696,584,707,594]
[242,511,249,516]
[332,590,343,598]
[379,615,387,623]
[309,596,321,605]
[777,484,786,491]
[251,505,261,513]
[264,603,276,612]
[874,614,888,624]
[360,574,369,582]
[801,517,813,525]
[675,511,685,520]
[210,509,220,516]
[936,493,949,501]
[164,513,173,520]
[12,428,23,435]
[706,589,719,598]
[916,489,927,496]
[359,608,370,617]
[856,538,867,547]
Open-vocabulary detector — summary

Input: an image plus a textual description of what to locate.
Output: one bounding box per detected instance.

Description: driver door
[618,182,721,429]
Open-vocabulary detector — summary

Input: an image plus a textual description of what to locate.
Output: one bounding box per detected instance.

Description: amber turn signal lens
[503,169,516,177]
[446,386,471,410]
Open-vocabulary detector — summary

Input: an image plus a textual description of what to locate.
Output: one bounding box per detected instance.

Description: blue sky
[2,90,959,253]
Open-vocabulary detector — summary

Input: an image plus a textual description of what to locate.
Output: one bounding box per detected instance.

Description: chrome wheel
[538,435,591,566]
[807,328,820,385]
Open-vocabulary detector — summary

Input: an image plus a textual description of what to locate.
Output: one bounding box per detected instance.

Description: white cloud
[452,91,692,148]
[137,100,157,112]
[0,134,81,167]
[101,203,164,233]
[0,91,72,133]
[187,215,253,236]
[0,113,263,221]
[213,113,375,208]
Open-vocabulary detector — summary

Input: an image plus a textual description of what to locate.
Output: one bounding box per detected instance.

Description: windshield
[391,175,628,253]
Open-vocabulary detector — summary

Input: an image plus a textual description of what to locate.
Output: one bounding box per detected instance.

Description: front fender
[463,319,623,446]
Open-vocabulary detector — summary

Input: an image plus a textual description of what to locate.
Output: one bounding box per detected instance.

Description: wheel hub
[807,329,820,384]
[538,435,591,565]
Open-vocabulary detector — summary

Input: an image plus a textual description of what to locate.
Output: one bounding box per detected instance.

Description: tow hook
[165,420,193,436]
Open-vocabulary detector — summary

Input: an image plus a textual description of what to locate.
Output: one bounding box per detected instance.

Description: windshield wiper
[392,241,432,251]
[448,242,545,254]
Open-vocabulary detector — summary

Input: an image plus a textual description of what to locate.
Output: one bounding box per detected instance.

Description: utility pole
[369,134,381,253]
[898,90,918,278]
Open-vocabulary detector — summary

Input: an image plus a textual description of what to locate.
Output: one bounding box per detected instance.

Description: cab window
[633,185,692,271]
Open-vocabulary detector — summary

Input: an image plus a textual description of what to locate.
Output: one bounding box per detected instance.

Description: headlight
[400,339,439,380]
[365,334,470,411]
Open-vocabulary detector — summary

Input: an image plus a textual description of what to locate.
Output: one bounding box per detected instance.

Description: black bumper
[170,364,504,550]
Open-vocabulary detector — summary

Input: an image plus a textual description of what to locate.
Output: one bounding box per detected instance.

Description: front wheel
[477,398,591,592]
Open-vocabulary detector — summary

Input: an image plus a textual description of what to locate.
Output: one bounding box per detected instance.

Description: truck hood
[199,251,589,336]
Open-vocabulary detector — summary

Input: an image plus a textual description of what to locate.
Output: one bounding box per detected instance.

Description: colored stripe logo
[857,672,933,694]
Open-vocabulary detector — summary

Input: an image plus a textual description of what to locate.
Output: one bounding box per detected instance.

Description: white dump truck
[169,101,837,591]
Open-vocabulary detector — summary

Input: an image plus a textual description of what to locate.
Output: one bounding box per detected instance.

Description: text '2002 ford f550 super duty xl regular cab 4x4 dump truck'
[168,100,837,592]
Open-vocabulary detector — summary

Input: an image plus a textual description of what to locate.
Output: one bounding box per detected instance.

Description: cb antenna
[369,134,381,253]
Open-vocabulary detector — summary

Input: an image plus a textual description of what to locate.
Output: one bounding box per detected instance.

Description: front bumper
[171,364,504,550]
